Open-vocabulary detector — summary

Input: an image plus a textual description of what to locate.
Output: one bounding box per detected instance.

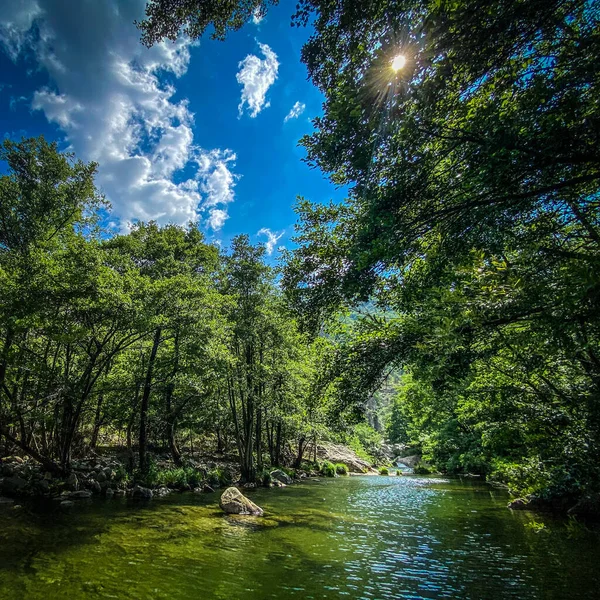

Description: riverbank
[0,442,379,508]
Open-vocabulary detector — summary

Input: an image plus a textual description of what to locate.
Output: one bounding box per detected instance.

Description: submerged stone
[219,487,263,516]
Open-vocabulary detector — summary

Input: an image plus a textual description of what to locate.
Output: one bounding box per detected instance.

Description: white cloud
[257,227,284,255]
[284,101,306,123]
[0,0,238,230]
[0,1,42,60]
[252,8,263,25]
[207,209,229,231]
[236,42,279,118]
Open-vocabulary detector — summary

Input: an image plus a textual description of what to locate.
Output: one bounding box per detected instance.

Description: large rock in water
[317,442,373,473]
[219,487,263,516]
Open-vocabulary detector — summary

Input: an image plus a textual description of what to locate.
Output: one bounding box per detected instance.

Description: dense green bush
[207,467,232,488]
[320,460,337,477]
[335,463,349,475]
[413,463,433,475]
[379,467,389,476]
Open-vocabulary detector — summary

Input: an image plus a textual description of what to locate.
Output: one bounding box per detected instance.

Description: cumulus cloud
[207,209,229,231]
[257,227,284,255]
[236,42,279,118]
[0,0,238,230]
[195,149,238,230]
[284,101,306,123]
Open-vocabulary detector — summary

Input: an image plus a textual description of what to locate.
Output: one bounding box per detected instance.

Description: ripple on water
[0,475,599,599]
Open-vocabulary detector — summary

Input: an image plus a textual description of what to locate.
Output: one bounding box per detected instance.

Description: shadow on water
[0,476,599,599]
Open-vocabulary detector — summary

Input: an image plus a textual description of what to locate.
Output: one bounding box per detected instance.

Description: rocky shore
[0,442,378,509]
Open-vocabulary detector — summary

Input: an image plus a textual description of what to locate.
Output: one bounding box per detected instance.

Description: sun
[391,54,406,72]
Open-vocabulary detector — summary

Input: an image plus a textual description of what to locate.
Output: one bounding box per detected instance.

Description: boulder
[1,476,28,497]
[317,442,372,473]
[33,479,50,495]
[95,470,107,483]
[219,487,263,516]
[105,487,114,499]
[66,472,79,491]
[88,480,102,495]
[270,469,292,485]
[394,455,422,469]
[131,485,153,500]
[69,490,92,500]
[60,500,75,511]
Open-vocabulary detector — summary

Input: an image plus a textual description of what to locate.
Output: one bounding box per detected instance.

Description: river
[0,474,599,599]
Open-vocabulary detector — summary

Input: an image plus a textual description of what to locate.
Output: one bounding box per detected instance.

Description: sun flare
[391,54,406,72]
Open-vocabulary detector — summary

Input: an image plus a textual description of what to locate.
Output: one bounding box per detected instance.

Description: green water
[1,475,599,599]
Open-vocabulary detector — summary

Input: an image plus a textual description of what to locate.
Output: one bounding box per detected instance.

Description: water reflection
[0,475,599,599]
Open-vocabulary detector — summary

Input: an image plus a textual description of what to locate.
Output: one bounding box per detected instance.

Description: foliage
[207,467,233,488]
[413,463,434,476]
[0,137,337,483]
[335,463,348,475]
[320,460,337,477]
[378,467,389,476]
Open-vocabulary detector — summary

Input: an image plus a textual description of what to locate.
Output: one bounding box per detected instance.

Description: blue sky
[0,0,346,258]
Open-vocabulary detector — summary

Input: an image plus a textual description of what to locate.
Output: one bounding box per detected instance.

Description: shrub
[379,467,389,475]
[256,468,272,487]
[207,467,232,487]
[335,463,349,475]
[320,460,337,477]
[413,463,433,475]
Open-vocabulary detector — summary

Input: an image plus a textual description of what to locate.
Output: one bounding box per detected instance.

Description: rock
[114,489,125,498]
[219,487,263,516]
[66,472,79,491]
[394,455,422,469]
[270,469,292,485]
[1,476,28,497]
[89,480,102,495]
[69,490,92,500]
[317,442,372,473]
[155,486,170,497]
[508,498,529,510]
[0,496,15,506]
[33,479,50,495]
[95,470,107,483]
[105,487,114,499]
[132,485,153,500]
[60,500,75,510]
[271,480,285,488]
[242,482,256,489]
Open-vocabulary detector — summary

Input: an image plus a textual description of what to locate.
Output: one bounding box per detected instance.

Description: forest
[2,0,600,515]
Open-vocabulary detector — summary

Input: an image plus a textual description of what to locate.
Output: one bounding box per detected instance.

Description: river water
[0,475,599,599]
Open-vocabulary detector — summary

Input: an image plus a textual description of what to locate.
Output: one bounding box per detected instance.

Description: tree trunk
[139,327,161,475]
[89,394,104,450]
